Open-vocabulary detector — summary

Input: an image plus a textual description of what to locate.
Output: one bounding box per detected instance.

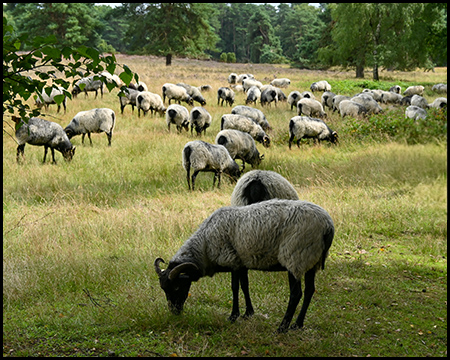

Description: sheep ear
[168,262,200,281]
[260,154,265,160]
[154,258,166,277]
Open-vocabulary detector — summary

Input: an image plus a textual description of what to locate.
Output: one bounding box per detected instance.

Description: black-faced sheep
[403,85,424,97]
[260,86,278,107]
[65,108,115,146]
[128,81,148,92]
[14,116,75,164]
[297,98,327,118]
[310,80,331,92]
[35,86,67,114]
[177,83,207,106]
[431,83,447,94]
[288,91,302,111]
[427,97,447,109]
[137,91,166,117]
[245,86,261,105]
[217,87,235,106]
[154,198,334,333]
[182,140,241,190]
[270,78,291,88]
[162,83,194,106]
[72,76,103,98]
[410,94,428,109]
[289,116,338,148]
[166,104,190,133]
[221,114,271,148]
[118,87,140,114]
[339,100,367,118]
[237,73,254,84]
[321,91,336,110]
[389,85,401,94]
[231,105,271,132]
[405,105,427,120]
[189,106,212,136]
[228,73,238,85]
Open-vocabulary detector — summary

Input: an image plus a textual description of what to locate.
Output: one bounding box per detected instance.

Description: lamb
[380,91,402,105]
[118,87,140,114]
[245,86,261,105]
[162,83,194,106]
[332,95,351,112]
[403,85,425,96]
[431,83,447,94]
[221,114,271,148]
[166,104,190,133]
[339,100,367,118]
[177,83,207,106]
[14,116,76,164]
[310,80,331,92]
[154,198,334,333]
[260,86,278,107]
[297,98,327,118]
[35,86,67,114]
[289,116,338,148]
[427,97,447,109]
[321,91,336,110]
[231,105,271,131]
[351,94,383,115]
[189,106,212,136]
[215,129,264,170]
[389,85,401,94]
[64,108,115,146]
[217,87,235,106]
[270,78,291,88]
[410,94,428,109]
[405,105,427,120]
[136,91,166,117]
[228,73,238,85]
[242,78,263,93]
[182,140,241,190]
[72,75,103,98]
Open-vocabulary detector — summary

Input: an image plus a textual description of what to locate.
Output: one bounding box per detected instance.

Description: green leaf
[53,94,65,105]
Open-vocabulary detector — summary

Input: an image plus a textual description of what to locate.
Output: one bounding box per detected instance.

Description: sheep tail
[321,226,335,270]
[110,112,116,133]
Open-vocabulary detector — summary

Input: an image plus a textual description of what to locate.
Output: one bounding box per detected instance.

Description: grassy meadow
[3,55,447,357]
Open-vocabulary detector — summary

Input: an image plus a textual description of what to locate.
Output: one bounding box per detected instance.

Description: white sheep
[65,108,115,146]
[380,91,402,105]
[289,116,338,148]
[405,106,427,120]
[389,85,401,94]
[221,114,271,148]
[137,91,166,117]
[217,87,235,106]
[237,73,255,84]
[166,104,190,133]
[162,83,193,106]
[154,198,335,333]
[189,106,212,136]
[215,129,264,170]
[410,94,428,109]
[339,100,367,118]
[245,86,261,105]
[182,140,241,190]
[427,97,447,109]
[403,85,425,96]
[242,78,263,93]
[431,83,447,94]
[310,80,331,92]
[72,75,104,98]
[297,98,327,118]
[288,91,302,111]
[331,95,351,112]
[177,83,207,106]
[228,73,238,84]
[270,78,291,88]
[363,89,384,102]
[128,81,148,92]
[231,105,271,132]
[118,87,140,114]
[351,94,383,115]
[321,91,336,110]
[35,86,67,114]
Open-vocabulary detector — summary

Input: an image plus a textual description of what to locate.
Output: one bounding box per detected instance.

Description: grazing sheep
[389,85,401,94]
[339,100,367,118]
[321,91,336,110]
[217,87,235,106]
[427,97,447,109]
[237,73,255,84]
[182,140,241,190]
[221,114,271,148]
[260,86,278,107]
[403,85,425,97]
[380,91,402,105]
[137,91,166,117]
[14,116,76,164]
[189,106,212,136]
[351,94,383,115]
[128,81,148,92]
[410,94,428,109]
[177,83,207,106]
[197,85,212,92]
[288,91,302,111]
[154,198,334,333]
[270,78,291,88]
[72,76,104,98]
[166,104,190,133]
[215,129,264,170]
[297,98,327,118]
[242,78,263,93]
[231,105,271,131]
[331,95,351,112]
[245,86,261,105]
[289,116,338,148]
[118,87,140,114]
[228,73,238,85]
[363,89,384,102]
[275,87,287,102]
[400,95,413,106]
[405,105,427,120]
[301,91,316,100]
[65,108,115,146]
[310,80,331,92]
[100,71,124,88]
[431,83,447,94]
[162,83,193,106]
[230,84,244,93]
[35,86,67,114]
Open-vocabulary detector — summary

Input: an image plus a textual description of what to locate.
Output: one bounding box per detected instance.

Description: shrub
[226,52,236,63]
[219,53,227,62]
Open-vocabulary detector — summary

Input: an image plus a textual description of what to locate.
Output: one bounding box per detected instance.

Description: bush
[219,53,227,62]
[226,52,236,63]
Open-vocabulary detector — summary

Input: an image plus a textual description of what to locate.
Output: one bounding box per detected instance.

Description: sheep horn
[168,262,199,281]
[154,258,166,277]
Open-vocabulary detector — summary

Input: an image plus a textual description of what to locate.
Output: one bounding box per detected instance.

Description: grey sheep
[400,95,413,106]
[197,84,212,92]
[410,94,428,109]
[427,97,447,109]
[245,86,261,105]
[72,75,104,98]
[301,91,316,100]
[339,100,367,118]
[310,80,331,92]
[289,116,338,148]
[260,86,278,107]
[363,89,384,102]
[215,129,264,170]
[166,104,190,133]
[297,98,327,118]
[242,78,263,93]
[403,85,425,96]
[321,91,336,110]
[177,83,207,106]
[162,83,193,106]
[189,106,212,136]
[351,94,383,115]
[380,91,402,105]
[65,108,115,146]
[231,105,271,131]
[217,87,235,106]
[35,86,67,114]
[275,87,287,102]
[182,140,241,190]
[14,116,76,164]
[237,73,255,84]
[405,105,427,120]
[389,85,401,94]
[154,198,334,333]
[118,87,140,114]
[228,73,238,85]
[270,78,291,88]
[331,95,351,112]
[431,83,447,94]
[288,91,302,111]
[128,81,148,92]
[221,114,271,148]
[137,91,166,117]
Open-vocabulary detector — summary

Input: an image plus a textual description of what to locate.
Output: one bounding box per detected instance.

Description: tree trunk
[373,62,379,81]
[166,54,172,66]
[356,65,364,78]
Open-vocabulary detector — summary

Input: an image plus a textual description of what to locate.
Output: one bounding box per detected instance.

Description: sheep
[288,91,302,111]
[228,73,238,85]
[339,100,367,118]
[275,87,287,102]
[297,98,327,118]
[427,97,447,109]
[197,84,212,92]
[380,91,402,105]
[301,91,316,100]
[189,106,212,136]
[177,83,207,106]
[389,85,401,94]
[35,86,67,114]
[14,116,76,164]
[64,108,115,146]
[400,95,413,106]
[221,114,271,148]
[162,83,193,106]
[310,80,331,92]
[166,104,190,133]
[215,129,264,170]
[182,140,241,190]
[351,94,383,115]
[431,83,447,94]
[128,81,148,92]
[72,75,103,98]
[242,78,263,93]
[245,86,261,105]
[410,94,428,109]
[289,116,338,148]
[260,86,278,107]
[405,105,427,120]
[118,87,140,114]
[403,85,424,97]
[363,89,384,102]
[230,84,244,93]
[154,198,335,333]
[237,73,254,84]
[331,95,351,112]
[270,78,291,88]
[231,105,271,131]
[100,71,124,88]
[217,87,235,106]
[321,91,336,110]
[137,91,166,117]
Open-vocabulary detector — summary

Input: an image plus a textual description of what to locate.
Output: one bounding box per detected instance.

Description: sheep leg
[43,146,49,163]
[81,133,86,145]
[291,268,316,330]
[191,170,200,191]
[50,148,57,164]
[288,134,295,149]
[87,133,93,146]
[240,269,254,318]
[106,132,112,146]
[277,272,302,333]
[229,270,241,322]
[16,144,25,163]
[186,168,191,190]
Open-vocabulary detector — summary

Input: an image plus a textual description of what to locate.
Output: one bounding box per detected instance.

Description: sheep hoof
[242,310,254,319]
[228,313,240,323]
